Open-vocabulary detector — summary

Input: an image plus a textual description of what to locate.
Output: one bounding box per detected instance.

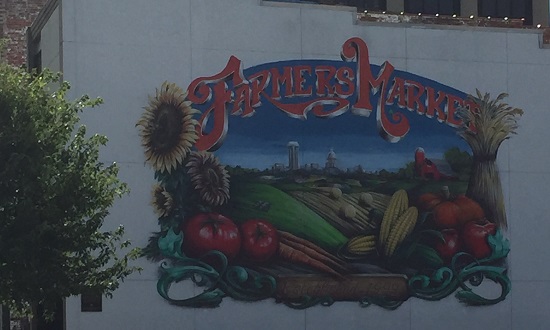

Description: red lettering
[249,70,270,108]
[425,87,447,123]
[195,81,231,151]
[293,65,312,96]
[187,38,471,150]
[341,37,394,117]
[341,37,407,142]
[376,81,410,142]
[445,94,464,127]
[188,56,244,105]
[386,77,407,108]
[315,66,336,96]
[231,84,252,117]
[406,81,425,114]
[335,67,355,97]
[271,66,293,99]
[187,56,244,151]
[311,99,350,118]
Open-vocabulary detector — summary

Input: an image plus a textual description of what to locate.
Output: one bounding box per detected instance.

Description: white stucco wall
[39,0,550,328]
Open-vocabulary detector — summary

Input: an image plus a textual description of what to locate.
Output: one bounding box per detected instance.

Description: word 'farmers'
[187,37,475,151]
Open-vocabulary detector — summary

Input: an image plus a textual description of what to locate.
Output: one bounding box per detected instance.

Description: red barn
[415,147,456,180]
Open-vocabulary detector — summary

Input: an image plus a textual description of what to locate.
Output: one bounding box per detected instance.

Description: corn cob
[384,206,418,257]
[378,189,409,247]
[348,245,376,254]
[347,235,377,254]
[348,235,376,248]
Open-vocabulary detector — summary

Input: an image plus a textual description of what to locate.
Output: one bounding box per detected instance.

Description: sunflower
[151,184,174,218]
[186,151,230,206]
[137,81,199,173]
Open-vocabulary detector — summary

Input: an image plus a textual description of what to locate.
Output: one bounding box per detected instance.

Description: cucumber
[228,182,347,251]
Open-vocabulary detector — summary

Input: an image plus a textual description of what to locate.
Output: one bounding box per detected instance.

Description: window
[363,0,387,11]
[478,0,533,25]
[405,0,461,15]
[81,292,103,312]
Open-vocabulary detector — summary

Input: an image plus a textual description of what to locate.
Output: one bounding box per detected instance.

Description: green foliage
[397,161,416,179]
[444,147,472,179]
[0,64,140,318]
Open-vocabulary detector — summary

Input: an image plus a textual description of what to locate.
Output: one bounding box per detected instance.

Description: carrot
[278,242,343,279]
[277,230,345,266]
[279,236,349,274]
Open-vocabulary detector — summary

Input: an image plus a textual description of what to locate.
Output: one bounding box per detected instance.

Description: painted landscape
[137,40,521,309]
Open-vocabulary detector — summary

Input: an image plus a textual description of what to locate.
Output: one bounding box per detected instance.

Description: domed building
[326,148,337,169]
[324,148,341,174]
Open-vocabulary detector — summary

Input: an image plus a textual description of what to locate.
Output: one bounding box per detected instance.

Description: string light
[537,24,542,28]
[355,10,533,23]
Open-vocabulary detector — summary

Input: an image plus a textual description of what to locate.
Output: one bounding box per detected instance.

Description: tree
[0,64,140,318]
[444,146,472,180]
[397,161,416,179]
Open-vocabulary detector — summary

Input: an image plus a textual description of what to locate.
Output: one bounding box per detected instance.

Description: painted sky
[194,60,471,172]
[214,110,469,172]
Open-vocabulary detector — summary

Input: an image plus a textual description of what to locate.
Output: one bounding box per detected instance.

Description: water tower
[287,141,299,170]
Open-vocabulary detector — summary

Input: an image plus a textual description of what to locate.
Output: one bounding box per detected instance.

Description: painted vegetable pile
[137,82,518,310]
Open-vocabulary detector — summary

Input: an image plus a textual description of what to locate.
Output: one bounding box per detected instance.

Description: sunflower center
[155,190,167,206]
[151,103,184,152]
[205,167,220,186]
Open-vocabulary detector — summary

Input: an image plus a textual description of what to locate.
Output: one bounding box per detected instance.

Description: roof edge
[28,0,60,41]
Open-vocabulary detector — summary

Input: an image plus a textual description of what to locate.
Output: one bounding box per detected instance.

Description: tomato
[432,228,463,263]
[239,219,279,263]
[182,213,241,261]
[462,219,497,259]
[417,190,485,229]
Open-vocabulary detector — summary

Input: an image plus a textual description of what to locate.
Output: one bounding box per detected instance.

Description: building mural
[137,37,522,309]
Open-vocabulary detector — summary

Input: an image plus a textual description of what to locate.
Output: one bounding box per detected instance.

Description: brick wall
[0,0,47,66]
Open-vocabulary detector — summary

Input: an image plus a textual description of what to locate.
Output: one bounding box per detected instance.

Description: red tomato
[462,219,497,259]
[239,219,279,263]
[432,228,463,263]
[417,191,485,229]
[182,213,241,261]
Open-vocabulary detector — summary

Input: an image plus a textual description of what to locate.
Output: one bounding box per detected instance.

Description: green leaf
[487,229,510,260]
[408,244,444,269]
[158,228,184,258]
